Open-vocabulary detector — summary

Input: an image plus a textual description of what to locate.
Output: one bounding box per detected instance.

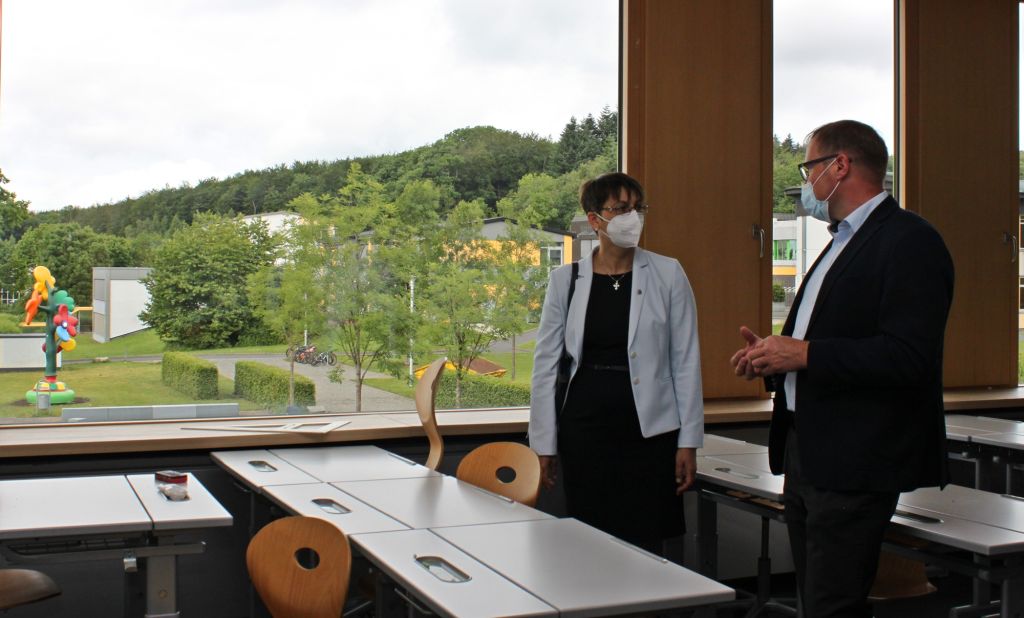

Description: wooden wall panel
[899,0,1019,387]
[623,0,773,398]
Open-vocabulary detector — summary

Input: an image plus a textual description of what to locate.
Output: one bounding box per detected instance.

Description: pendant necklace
[609,272,627,291]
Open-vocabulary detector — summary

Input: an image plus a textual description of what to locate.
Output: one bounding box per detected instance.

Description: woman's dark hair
[579,172,645,214]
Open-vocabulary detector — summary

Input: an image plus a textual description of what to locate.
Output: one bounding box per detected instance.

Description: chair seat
[0,569,60,610]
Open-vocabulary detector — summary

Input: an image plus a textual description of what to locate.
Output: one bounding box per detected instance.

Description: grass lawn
[0,361,263,419]
[61,328,288,361]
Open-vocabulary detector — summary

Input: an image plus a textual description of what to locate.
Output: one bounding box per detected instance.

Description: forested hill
[33,111,618,237]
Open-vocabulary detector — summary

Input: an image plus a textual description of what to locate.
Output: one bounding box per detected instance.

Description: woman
[529,172,703,552]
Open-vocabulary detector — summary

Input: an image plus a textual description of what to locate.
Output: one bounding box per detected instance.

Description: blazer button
[630,352,637,359]
[633,377,640,385]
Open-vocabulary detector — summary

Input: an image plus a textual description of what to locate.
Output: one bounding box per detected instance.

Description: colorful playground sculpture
[22,266,79,405]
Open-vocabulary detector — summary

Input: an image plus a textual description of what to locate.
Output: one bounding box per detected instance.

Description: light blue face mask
[800,157,840,223]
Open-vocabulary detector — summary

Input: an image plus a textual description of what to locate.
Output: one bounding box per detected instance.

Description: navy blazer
[767,196,954,492]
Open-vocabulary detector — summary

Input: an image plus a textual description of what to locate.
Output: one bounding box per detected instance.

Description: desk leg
[145,554,179,618]
[1001,573,1023,618]
[976,455,1003,493]
[695,490,719,578]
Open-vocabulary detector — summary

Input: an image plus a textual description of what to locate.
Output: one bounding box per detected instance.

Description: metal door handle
[752,224,765,259]
[1004,232,1019,263]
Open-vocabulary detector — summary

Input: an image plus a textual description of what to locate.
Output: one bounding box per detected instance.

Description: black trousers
[783,427,899,618]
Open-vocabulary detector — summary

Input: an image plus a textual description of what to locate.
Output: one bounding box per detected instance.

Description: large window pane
[0,1,618,423]
[772,0,894,333]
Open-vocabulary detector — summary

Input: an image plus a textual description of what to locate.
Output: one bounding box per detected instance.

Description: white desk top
[333,476,553,529]
[270,445,439,482]
[697,454,1024,557]
[126,473,233,531]
[262,482,408,535]
[945,414,1024,441]
[698,434,768,457]
[889,502,1024,556]
[970,431,1024,450]
[705,452,773,473]
[899,484,1024,533]
[433,518,734,617]
[211,448,320,489]
[0,474,231,540]
[697,456,784,501]
[0,475,152,540]
[351,529,557,618]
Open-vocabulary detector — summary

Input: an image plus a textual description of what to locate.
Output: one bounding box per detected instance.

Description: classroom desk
[270,444,440,482]
[332,476,553,529]
[697,434,769,457]
[350,528,558,618]
[431,518,734,617]
[0,473,232,618]
[696,452,1024,618]
[262,482,409,535]
[944,415,1024,493]
[212,445,439,493]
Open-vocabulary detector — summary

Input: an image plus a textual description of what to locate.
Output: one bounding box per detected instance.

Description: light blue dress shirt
[784,191,889,412]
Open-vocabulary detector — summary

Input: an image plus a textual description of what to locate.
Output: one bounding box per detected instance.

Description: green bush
[435,371,531,409]
[235,361,315,406]
[0,313,26,334]
[772,283,786,303]
[161,352,219,399]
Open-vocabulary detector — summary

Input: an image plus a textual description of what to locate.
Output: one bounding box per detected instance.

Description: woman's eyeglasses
[601,203,650,216]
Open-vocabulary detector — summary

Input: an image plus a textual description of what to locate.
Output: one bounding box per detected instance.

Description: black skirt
[557,365,685,546]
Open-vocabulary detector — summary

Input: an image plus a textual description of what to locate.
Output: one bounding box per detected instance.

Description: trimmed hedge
[161,352,219,400]
[235,361,315,406]
[435,372,530,409]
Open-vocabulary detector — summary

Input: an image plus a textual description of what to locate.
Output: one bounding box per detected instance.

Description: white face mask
[800,157,841,223]
[596,209,644,248]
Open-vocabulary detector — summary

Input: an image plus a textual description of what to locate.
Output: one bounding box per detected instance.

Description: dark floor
[712,568,979,617]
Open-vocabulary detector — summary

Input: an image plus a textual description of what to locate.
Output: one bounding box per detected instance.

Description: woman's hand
[675,448,696,495]
[539,455,557,490]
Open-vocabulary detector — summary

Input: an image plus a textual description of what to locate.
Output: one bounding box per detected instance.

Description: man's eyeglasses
[601,203,651,216]
[797,154,838,181]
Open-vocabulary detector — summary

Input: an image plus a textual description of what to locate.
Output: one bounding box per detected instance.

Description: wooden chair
[246,516,351,618]
[0,569,60,610]
[869,540,936,601]
[456,441,542,507]
[416,358,446,470]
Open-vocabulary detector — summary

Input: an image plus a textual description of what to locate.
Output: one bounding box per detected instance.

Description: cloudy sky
[0,1,983,213]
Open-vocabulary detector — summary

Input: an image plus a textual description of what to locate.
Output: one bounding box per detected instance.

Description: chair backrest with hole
[456,441,542,507]
[415,358,446,470]
[246,516,351,618]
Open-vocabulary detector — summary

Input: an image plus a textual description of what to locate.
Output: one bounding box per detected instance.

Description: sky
[0,0,973,213]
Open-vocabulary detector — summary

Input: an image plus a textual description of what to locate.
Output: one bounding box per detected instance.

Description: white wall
[109,280,150,338]
[0,334,61,369]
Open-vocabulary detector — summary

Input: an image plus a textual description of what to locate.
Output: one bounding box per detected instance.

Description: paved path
[196,354,414,414]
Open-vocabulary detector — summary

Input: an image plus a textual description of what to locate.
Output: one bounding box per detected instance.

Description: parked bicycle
[286,345,337,367]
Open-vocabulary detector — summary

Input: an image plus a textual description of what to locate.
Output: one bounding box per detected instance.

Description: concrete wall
[0,333,61,369]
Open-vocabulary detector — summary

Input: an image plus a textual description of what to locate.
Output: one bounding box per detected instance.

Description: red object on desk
[155,470,187,485]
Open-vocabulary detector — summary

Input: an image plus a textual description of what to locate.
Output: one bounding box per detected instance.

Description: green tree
[142,214,276,348]
[8,223,133,303]
[0,170,31,240]
[417,199,541,405]
[247,200,323,407]
[772,134,806,213]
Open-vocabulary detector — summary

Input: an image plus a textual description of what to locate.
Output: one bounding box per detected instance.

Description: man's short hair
[579,172,646,214]
[807,120,889,184]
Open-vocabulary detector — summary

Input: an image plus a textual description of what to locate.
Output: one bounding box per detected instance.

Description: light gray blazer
[528,247,704,456]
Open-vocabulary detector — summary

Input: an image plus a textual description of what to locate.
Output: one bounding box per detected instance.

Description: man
[730,120,954,617]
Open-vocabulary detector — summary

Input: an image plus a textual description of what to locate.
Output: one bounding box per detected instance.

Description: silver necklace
[608,272,627,291]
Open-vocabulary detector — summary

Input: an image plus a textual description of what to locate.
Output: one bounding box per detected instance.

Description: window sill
[1,388,1019,459]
